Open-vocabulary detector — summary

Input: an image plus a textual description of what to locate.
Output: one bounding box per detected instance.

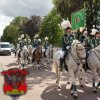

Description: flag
[71,9,86,30]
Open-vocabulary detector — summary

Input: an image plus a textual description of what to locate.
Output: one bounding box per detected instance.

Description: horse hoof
[56,81,57,84]
[80,85,84,88]
[67,81,70,84]
[73,96,78,100]
[71,93,73,96]
[38,67,41,70]
[93,90,97,94]
[86,81,88,84]
[57,86,61,89]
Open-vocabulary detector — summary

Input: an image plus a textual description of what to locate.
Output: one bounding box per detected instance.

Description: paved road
[0,54,100,100]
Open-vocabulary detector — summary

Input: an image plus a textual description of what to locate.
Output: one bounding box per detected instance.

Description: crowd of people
[60,20,100,71]
[16,19,100,69]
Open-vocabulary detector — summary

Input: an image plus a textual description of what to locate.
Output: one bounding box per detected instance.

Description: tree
[53,0,100,30]
[1,16,28,45]
[39,8,62,46]
[53,0,84,19]
[21,15,41,40]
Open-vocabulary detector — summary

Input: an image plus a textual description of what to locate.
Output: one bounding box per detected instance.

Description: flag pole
[84,1,86,28]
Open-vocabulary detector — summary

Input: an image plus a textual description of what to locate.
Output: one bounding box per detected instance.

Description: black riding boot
[63,51,68,71]
[85,51,90,70]
[44,51,46,58]
[60,58,64,71]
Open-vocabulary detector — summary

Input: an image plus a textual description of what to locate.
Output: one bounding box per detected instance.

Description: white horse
[20,46,29,67]
[27,45,33,63]
[88,45,100,92]
[42,45,53,67]
[52,40,86,99]
[45,44,53,59]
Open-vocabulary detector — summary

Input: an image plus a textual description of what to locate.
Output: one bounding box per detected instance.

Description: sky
[0,0,53,37]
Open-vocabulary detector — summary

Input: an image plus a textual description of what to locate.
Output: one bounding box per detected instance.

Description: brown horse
[32,46,42,70]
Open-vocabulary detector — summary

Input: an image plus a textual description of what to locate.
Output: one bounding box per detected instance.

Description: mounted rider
[79,28,91,71]
[79,27,91,51]
[19,34,26,49]
[60,19,74,71]
[24,39,27,46]
[43,36,49,57]
[32,34,41,53]
[17,34,26,58]
[90,28,100,48]
[27,39,31,45]
[17,38,21,50]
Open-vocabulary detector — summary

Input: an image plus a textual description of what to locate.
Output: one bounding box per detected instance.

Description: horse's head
[71,40,86,64]
[49,45,53,52]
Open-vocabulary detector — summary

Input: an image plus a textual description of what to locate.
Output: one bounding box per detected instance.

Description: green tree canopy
[53,0,100,30]
[1,16,28,45]
[21,15,41,40]
[39,8,63,46]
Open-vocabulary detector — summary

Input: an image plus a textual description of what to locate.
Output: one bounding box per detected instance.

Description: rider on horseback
[91,29,100,48]
[32,34,41,53]
[60,19,74,71]
[79,28,91,71]
[27,39,31,45]
[18,34,26,59]
[43,36,49,57]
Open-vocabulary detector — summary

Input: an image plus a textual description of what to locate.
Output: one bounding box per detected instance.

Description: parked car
[0,42,11,55]
[10,44,15,53]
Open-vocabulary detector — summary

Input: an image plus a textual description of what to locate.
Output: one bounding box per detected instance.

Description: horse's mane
[72,39,80,46]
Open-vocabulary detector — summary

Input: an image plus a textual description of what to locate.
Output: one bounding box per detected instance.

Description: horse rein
[94,49,100,61]
[76,43,86,61]
[71,43,86,64]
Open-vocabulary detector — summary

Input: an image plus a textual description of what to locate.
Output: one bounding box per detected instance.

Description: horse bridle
[71,43,86,64]
[94,49,100,61]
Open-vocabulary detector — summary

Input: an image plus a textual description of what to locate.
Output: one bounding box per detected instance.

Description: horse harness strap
[71,53,80,65]
[94,49,100,61]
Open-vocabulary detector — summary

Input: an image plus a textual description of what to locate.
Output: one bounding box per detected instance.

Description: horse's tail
[52,63,57,73]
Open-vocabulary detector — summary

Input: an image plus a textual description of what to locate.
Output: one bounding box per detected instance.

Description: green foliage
[39,8,63,46]
[53,0,84,19]
[1,16,28,45]
[52,0,100,30]
[21,15,41,40]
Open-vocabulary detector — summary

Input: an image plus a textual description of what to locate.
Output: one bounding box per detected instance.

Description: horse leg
[69,71,78,99]
[92,69,97,93]
[32,52,35,63]
[92,77,97,93]
[96,69,100,88]
[78,68,86,88]
[56,67,61,89]
[37,61,41,70]
[67,72,70,84]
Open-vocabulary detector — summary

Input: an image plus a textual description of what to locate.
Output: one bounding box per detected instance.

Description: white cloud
[0,0,53,37]
[0,15,13,37]
[0,0,53,17]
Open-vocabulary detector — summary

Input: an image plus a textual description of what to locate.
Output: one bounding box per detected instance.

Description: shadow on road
[25,64,57,90]
[5,63,18,67]
[41,84,100,100]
